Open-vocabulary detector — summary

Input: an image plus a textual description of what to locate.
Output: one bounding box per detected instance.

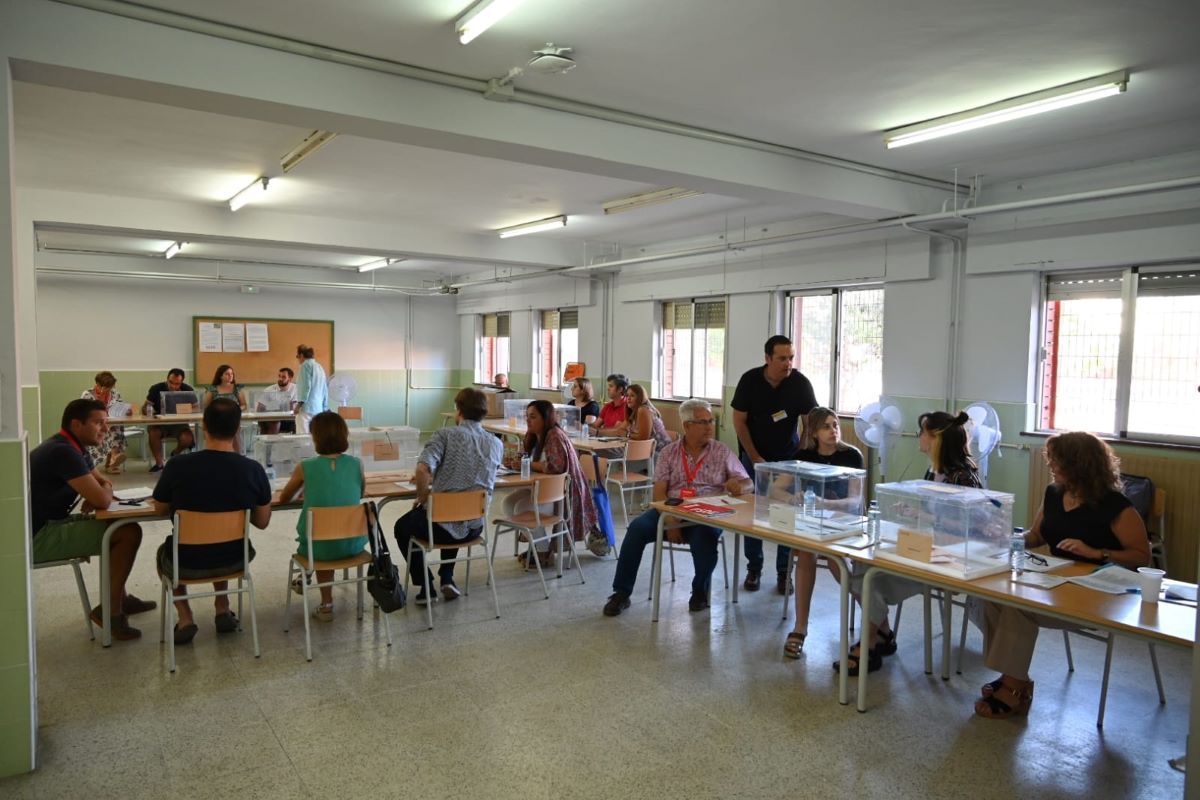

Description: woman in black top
[567,377,601,427]
[974,432,1148,720]
[784,408,864,658]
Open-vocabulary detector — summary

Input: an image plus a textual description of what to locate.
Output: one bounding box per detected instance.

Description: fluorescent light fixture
[496,215,567,239]
[228,177,270,211]
[163,241,183,259]
[603,187,704,215]
[456,0,525,45]
[884,70,1129,149]
[280,130,337,173]
[357,257,404,273]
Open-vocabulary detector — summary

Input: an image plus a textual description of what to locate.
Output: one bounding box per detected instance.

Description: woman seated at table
[567,377,600,427]
[81,370,133,474]
[783,407,864,658]
[972,431,1149,719]
[624,384,672,452]
[204,364,249,410]
[502,400,597,569]
[831,410,982,675]
[279,411,367,622]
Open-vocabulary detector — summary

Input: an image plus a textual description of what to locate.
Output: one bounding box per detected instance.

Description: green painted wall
[20,387,39,443]
[0,437,33,776]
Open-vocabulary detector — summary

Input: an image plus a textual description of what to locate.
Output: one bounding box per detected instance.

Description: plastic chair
[605,439,655,521]
[491,472,584,597]
[284,503,392,662]
[32,557,94,640]
[404,490,499,630]
[158,510,259,673]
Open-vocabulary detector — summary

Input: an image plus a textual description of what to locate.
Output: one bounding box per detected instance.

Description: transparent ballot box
[252,434,315,482]
[873,480,1014,580]
[348,426,421,473]
[553,404,582,437]
[160,390,200,415]
[753,461,867,541]
[501,398,535,428]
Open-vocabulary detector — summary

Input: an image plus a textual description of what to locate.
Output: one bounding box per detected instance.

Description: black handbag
[364,501,406,612]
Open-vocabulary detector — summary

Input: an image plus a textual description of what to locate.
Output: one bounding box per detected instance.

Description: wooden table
[111,412,295,427]
[482,420,626,454]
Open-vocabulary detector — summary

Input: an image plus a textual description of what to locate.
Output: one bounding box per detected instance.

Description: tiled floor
[3,473,1191,799]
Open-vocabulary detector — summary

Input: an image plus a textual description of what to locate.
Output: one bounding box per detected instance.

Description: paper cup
[1138,567,1165,605]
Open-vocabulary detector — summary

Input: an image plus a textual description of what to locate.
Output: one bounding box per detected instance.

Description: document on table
[108,400,132,418]
[1066,564,1143,594]
[1013,573,1069,590]
[114,486,154,501]
[700,495,748,506]
[245,322,269,352]
[985,549,1073,573]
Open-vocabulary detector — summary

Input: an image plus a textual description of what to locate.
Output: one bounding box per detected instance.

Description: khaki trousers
[978,600,1075,681]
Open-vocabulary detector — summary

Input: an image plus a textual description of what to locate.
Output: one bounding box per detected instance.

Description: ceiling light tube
[280,130,337,173]
[163,241,182,259]
[496,215,567,239]
[456,0,525,45]
[884,70,1129,149]
[228,177,270,211]
[358,257,403,273]
[603,187,704,215]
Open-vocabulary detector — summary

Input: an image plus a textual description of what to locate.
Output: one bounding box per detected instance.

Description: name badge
[680,487,696,498]
[771,409,787,423]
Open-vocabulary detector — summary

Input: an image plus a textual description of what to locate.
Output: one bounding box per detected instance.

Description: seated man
[603,398,751,616]
[596,373,629,435]
[257,366,298,435]
[146,368,197,472]
[395,387,502,605]
[152,398,272,644]
[492,372,509,389]
[29,399,155,640]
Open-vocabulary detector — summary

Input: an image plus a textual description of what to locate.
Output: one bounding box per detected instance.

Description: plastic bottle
[867,500,881,544]
[1010,527,1026,578]
[803,487,817,517]
[581,423,589,439]
[520,455,531,480]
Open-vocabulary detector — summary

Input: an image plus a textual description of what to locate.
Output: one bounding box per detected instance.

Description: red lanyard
[680,444,709,486]
[58,428,84,453]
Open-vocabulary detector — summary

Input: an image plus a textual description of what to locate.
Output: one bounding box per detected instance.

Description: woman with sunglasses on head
[624,384,673,452]
[972,431,1148,719]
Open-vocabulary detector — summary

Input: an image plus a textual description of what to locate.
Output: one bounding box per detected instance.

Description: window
[661,299,726,399]
[476,313,510,383]
[535,308,579,388]
[1039,267,1200,440]
[789,287,884,414]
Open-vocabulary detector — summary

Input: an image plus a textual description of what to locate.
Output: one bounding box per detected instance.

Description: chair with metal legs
[491,473,585,598]
[32,557,95,640]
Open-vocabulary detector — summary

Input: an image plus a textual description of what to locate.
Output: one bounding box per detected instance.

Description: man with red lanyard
[603,398,750,616]
[28,399,154,640]
[595,373,630,434]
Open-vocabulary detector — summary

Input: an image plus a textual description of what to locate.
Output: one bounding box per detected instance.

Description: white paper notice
[199,322,222,352]
[246,323,270,352]
[222,323,246,353]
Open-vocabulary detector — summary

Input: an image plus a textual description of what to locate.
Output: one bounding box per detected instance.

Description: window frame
[657,297,727,402]
[475,312,510,384]
[787,284,884,415]
[533,307,579,389]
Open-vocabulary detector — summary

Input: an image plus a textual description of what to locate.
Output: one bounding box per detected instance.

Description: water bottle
[803,487,817,517]
[867,500,881,544]
[581,423,589,439]
[520,456,531,480]
[1010,527,1026,578]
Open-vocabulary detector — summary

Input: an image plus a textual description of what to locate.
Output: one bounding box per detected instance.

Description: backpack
[364,500,406,612]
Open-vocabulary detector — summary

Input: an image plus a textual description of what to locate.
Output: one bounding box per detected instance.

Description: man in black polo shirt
[152,398,272,644]
[145,368,197,472]
[731,335,818,594]
[29,399,154,641]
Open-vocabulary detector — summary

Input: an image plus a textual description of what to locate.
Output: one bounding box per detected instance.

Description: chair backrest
[308,503,369,541]
[338,406,364,421]
[579,455,608,482]
[625,438,655,462]
[1152,488,1166,520]
[175,510,249,545]
[1120,473,1156,525]
[531,472,568,505]
[428,490,487,524]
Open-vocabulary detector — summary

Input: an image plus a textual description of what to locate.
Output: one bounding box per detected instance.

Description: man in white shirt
[257,367,298,434]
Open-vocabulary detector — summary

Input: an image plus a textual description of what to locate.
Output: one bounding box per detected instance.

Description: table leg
[732,533,740,604]
[835,555,851,706]
[942,590,953,681]
[98,520,125,648]
[857,567,878,712]
[651,514,665,622]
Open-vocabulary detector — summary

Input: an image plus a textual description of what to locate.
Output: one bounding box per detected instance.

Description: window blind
[1045,271,1124,301]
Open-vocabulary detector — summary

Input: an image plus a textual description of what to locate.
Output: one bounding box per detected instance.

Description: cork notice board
[193,317,335,386]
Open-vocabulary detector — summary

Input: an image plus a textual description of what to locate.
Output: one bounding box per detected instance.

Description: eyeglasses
[685,419,715,426]
[1024,552,1048,567]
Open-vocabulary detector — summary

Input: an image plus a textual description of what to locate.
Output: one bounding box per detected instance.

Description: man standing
[395,388,502,605]
[29,399,155,640]
[596,373,630,434]
[603,398,750,616]
[257,366,298,434]
[294,344,329,434]
[145,368,197,472]
[731,335,818,595]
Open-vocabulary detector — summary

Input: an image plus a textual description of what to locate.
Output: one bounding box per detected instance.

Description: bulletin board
[193,316,335,386]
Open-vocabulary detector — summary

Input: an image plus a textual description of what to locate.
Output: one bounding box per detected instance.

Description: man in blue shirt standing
[294,344,329,434]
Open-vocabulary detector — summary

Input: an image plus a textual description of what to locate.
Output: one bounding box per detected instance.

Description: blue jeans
[611,509,720,597]
[740,452,790,574]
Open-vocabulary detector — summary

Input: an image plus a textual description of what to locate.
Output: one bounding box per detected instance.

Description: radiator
[1028,444,1197,581]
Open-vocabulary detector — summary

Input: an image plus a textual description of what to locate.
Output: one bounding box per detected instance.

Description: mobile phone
[665,498,683,506]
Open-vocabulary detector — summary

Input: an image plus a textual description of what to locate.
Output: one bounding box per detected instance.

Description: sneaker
[742,570,761,591]
[586,531,609,557]
[291,574,311,595]
[602,592,631,617]
[312,603,334,622]
[776,573,795,596]
[688,592,710,612]
[440,582,462,602]
[121,594,157,615]
[91,607,141,641]
[413,589,435,606]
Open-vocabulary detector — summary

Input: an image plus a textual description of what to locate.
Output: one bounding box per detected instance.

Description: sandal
[980,677,1005,698]
[783,631,807,660]
[312,603,334,622]
[875,628,898,657]
[974,680,1034,719]
[833,643,882,676]
[173,622,198,645]
[214,611,239,634]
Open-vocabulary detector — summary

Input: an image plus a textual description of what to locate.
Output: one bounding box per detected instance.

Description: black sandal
[833,643,882,676]
[875,628,898,657]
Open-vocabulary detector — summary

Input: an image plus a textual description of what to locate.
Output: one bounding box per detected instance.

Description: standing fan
[327,374,358,408]
[965,402,1003,486]
[854,397,904,478]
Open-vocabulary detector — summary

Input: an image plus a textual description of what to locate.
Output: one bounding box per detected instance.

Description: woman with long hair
[973,432,1148,719]
[205,364,248,410]
[624,384,672,452]
[504,400,598,568]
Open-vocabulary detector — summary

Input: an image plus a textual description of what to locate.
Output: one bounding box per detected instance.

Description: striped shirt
[653,439,748,499]
[419,420,503,539]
